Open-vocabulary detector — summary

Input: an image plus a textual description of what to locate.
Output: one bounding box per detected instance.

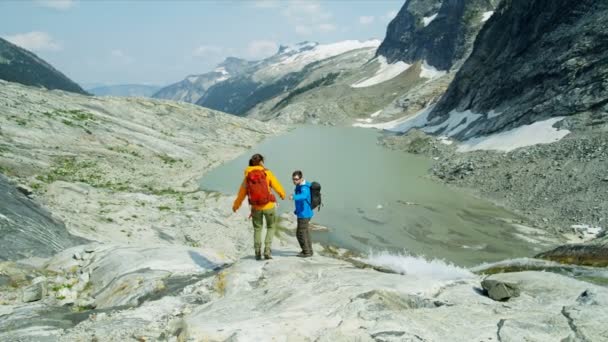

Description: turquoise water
[201,126,543,266]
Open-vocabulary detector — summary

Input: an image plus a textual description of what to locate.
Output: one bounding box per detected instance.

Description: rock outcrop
[152,57,253,103]
[0,80,285,258]
[377,0,499,70]
[0,174,86,261]
[429,0,608,139]
[537,234,608,267]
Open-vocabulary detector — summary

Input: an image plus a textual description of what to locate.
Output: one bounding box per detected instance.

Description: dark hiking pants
[296,218,313,255]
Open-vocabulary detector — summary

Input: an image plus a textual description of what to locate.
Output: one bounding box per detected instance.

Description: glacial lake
[200,126,546,266]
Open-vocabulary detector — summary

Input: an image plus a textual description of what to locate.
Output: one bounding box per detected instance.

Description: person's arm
[267,170,286,200]
[293,185,310,201]
[232,179,247,212]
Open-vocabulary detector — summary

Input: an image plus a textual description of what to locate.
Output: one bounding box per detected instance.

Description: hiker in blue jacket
[290,170,314,257]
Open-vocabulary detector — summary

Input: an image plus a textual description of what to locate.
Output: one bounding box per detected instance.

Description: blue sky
[1,0,404,87]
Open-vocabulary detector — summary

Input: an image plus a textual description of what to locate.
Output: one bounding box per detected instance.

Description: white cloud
[192,45,223,57]
[247,40,278,59]
[318,23,336,32]
[384,10,399,21]
[3,31,62,52]
[359,16,375,25]
[280,1,335,35]
[37,0,76,10]
[110,49,134,64]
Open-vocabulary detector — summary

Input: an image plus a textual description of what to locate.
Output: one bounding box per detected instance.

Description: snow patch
[427,110,483,136]
[487,110,502,119]
[355,118,373,124]
[437,136,453,145]
[572,224,603,240]
[351,56,411,88]
[482,11,494,22]
[274,40,380,72]
[370,110,382,118]
[214,67,229,75]
[353,106,432,131]
[187,76,199,83]
[420,61,447,79]
[457,117,570,152]
[359,251,474,281]
[423,13,438,27]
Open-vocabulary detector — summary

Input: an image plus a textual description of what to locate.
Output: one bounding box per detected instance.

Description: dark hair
[249,153,264,166]
[292,170,303,179]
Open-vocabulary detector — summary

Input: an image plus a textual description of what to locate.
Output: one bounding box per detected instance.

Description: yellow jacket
[232,165,286,212]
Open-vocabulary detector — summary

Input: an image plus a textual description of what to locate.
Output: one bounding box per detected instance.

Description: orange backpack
[246,169,275,206]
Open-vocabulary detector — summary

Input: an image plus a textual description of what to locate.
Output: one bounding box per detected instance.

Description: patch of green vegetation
[8,115,28,126]
[43,109,95,122]
[143,185,180,196]
[51,283,72,292]
[160,130,175,137]
[35,156,132,192]
[0,165,14,176]
[43,109,96,131]
[35,156,100,184]
[273,72,340,110]
[29,182,43,191]
[157,153,182,165]
[101,217,114,223]
[107,145,142,158]
[157,206,171,211]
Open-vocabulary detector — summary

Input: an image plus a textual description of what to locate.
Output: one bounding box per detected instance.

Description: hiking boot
[263,248,272,260]
[255,248,262,261]
[297,253,312,258]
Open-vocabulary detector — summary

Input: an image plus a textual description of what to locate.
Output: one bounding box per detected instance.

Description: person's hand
[232,205,238,213]
[289,194,294,200]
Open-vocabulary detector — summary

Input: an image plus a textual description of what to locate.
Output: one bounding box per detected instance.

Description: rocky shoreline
[380,118,608,269]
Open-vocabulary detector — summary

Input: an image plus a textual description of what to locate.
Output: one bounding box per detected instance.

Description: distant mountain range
[87,84,162,97]
[152,57,255,103]
[0,37,87,95]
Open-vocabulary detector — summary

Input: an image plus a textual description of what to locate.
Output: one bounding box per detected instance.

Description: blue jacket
[293,181,314,219]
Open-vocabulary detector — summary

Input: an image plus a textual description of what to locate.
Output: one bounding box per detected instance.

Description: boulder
[481,278,520,301]
[22,280,47,303]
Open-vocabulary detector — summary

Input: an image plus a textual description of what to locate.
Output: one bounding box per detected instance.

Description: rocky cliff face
[152,57,254,103]
[0,175,87,261]
[0,38,87,95]
[377,0,499,71]
[429,0,608,139]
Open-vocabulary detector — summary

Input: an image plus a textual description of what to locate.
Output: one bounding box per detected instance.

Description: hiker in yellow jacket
[232,153,285,260]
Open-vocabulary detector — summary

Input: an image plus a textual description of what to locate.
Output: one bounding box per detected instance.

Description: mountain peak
[0,37,88,95]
